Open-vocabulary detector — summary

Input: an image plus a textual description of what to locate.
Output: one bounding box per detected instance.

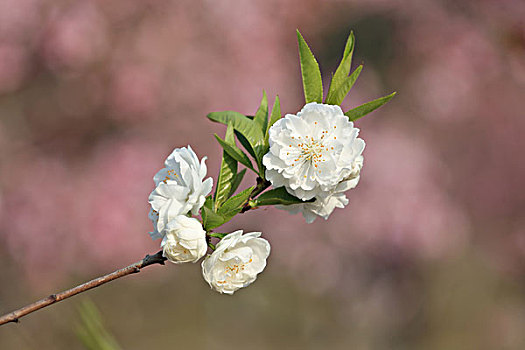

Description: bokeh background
[0,0,524,348]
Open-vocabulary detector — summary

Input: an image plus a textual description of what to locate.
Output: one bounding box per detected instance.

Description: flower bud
[161,215,207,263]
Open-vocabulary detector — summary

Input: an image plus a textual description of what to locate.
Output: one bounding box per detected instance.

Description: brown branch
[0,250,167,326]
[241,177,271,213]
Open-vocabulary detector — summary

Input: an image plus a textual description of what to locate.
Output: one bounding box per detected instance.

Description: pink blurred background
[1,0,524,348]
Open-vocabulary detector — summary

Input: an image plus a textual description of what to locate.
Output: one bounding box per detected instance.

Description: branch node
[50,294,57,301]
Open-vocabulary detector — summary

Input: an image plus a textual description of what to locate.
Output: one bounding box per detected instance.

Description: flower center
[225,258,252,274]
[293,130,332,171]
[162,168,180,184]
[216,258,253,285]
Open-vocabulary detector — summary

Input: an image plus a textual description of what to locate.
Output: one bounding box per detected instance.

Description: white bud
[161,215,207,264]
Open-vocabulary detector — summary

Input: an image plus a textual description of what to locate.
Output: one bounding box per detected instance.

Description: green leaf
[214,124,238,210]
[326,31,355,104]
[214,134,255,171]
[297,30,323,103]
[203,194,214,212]
[252,187,314,206]
[207,111,264,149]
[218,186,255,218]
[208,232,229,239]
[229,169,247,197]
[252,91,270,172]
[202,205,226,230]
[202,186,254,230]
[345,92,396,121]
[253,90,268,135]
[234,130,256,159]
[208,110,266,173]
[325,65,362,106]
[265,95,281,143]
[201,196,211,224]
[235,131,265,177]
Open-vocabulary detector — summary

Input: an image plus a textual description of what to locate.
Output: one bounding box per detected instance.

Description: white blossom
[202,230,270,295]
[161,215,207,264]
[280,155,363,223]
[263,102,365,222]
[149,146,213,239]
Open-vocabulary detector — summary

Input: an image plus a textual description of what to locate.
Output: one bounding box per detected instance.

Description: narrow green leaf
[203,186,254,230]
[229,169,247,197]
[208,110,266,172]
[252,187,314,206]
[265,95,281,142]
[234,130,256,159]
[201,196,212,226]
[345,92,396,121]
[202,206,226,230]
[326,31,355,104]
[218,186,255,218]
[249,91,271,173]
[207,111,264,148]
[208,232,229,239]
[254,145,267,178]
[235,130,266,176]
[214,134,255,171]
[325,65,362,105]
[214,124,238,210]
[224,122,236,145]
[202,194,214,212]
[297,30,323,103]
[253,90,268,135]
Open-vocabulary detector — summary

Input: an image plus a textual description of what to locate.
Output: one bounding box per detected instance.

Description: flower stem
[0,251,167,326]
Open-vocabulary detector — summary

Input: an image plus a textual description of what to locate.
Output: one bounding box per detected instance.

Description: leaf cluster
[296,29,396,120]
[204,93,307,231]
[202,30,396,233]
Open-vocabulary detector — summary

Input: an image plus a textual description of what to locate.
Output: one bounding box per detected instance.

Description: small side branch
[0,250,167,326]
[241,177,271,213]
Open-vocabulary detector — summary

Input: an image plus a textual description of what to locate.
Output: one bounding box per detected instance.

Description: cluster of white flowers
[263,102,365,223]
[147,100,366,294]
[148,146,270,294]
[141,30,388,297]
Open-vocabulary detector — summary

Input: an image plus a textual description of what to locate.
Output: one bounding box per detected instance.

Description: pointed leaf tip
[267,95,281,133]
[253,187,315,206]
[326,30,357,105]
[296,30,323,104]
[253,90,269,136]
[214,134,254,171]
[344,91,396,121]
[213,123,238,210]
[325,64,363,105]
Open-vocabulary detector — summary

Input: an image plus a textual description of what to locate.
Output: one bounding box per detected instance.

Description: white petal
[263,102,365,221]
